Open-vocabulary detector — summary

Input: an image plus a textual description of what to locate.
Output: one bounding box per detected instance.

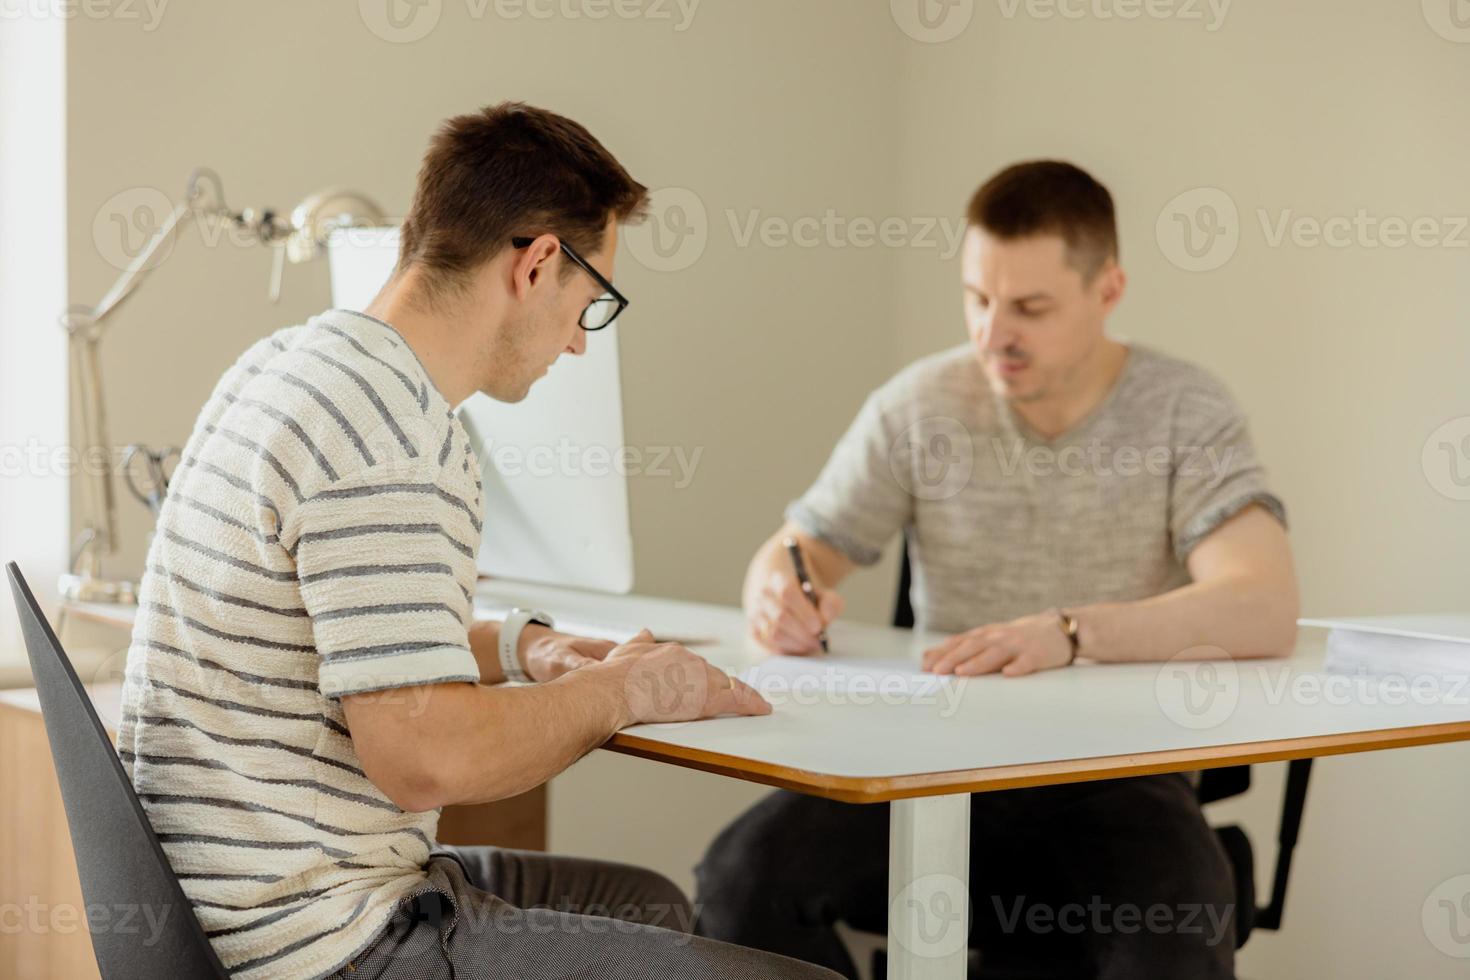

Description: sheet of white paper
[739,655,961,700]
[1299,614,1470,645]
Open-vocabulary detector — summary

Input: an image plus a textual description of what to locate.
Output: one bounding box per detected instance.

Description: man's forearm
[348,662,630,811]
[1074,574,1299,664]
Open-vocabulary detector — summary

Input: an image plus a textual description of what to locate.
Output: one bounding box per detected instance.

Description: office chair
[6,563,230,979]
[857,542,1313,979]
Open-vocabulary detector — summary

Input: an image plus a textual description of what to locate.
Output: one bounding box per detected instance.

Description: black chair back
[6,563,229,979]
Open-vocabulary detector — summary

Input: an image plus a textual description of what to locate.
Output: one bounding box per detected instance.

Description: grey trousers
[333,845,842,979]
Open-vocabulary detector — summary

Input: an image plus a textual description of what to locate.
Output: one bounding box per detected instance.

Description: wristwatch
[499,607,555,684]
[1056,609,1081,665]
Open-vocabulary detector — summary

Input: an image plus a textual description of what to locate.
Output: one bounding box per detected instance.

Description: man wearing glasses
[119,103,835,979]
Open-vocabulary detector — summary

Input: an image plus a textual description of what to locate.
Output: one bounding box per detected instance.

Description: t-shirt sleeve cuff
[785,501,885,567]
[1175,491,1288,563]
[318,645,481,698]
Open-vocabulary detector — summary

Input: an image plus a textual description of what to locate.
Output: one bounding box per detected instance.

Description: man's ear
[1095,261,1127,314]
[510,234,560,300]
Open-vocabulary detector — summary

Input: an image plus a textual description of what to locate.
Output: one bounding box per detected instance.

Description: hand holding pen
[746,536,846,655]
[783,537,830,652]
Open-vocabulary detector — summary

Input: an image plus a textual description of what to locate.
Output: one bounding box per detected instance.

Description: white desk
[476,580,1470,980]
[66,586,1470,980]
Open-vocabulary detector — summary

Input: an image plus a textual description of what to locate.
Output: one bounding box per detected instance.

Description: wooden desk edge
[605,720,1470,804]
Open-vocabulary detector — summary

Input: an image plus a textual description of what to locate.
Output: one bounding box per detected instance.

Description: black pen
[782,536,829,653]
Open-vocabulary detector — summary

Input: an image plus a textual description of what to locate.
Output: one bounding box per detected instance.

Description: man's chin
[984,369,1044,404]
[482,379,535,404]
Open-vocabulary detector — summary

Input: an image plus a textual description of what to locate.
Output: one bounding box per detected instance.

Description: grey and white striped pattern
[118,309,485,979]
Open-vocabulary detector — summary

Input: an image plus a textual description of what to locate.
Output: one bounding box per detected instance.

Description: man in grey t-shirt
[695,162,1298,979]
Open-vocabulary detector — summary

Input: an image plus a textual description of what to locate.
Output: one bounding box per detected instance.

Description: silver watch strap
[498,607,553,684]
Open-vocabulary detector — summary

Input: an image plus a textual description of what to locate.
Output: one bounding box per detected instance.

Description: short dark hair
[966,160,1118,281]
[396,102,649,304]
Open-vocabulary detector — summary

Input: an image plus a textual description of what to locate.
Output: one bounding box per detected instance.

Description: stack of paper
[1300,615,1470,680]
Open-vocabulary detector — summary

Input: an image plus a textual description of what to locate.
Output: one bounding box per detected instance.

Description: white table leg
[887,793,971,980]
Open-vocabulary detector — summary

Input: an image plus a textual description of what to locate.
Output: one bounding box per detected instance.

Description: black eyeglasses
[511,236,629,331]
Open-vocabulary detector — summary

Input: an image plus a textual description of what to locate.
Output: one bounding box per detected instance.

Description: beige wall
[60,0,903,943]
[46,1,1470,976]
[892,2,1470,978]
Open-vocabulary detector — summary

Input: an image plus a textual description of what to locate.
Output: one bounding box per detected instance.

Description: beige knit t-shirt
[788,343,1286,632]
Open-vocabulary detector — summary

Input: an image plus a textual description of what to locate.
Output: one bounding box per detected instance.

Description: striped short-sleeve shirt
[118,309,485,978]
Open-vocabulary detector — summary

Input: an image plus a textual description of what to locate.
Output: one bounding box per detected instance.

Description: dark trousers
[336,846,842,979]
[694,774,1236,980]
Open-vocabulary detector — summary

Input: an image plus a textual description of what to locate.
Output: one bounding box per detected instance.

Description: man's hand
[922,612,1073,677]
[606,629,771,724]
[746,570,845,655]
[519,626,616,684]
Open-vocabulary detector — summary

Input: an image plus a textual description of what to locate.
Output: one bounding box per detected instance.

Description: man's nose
[975,314,1013,352]
[566,328,587,357]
